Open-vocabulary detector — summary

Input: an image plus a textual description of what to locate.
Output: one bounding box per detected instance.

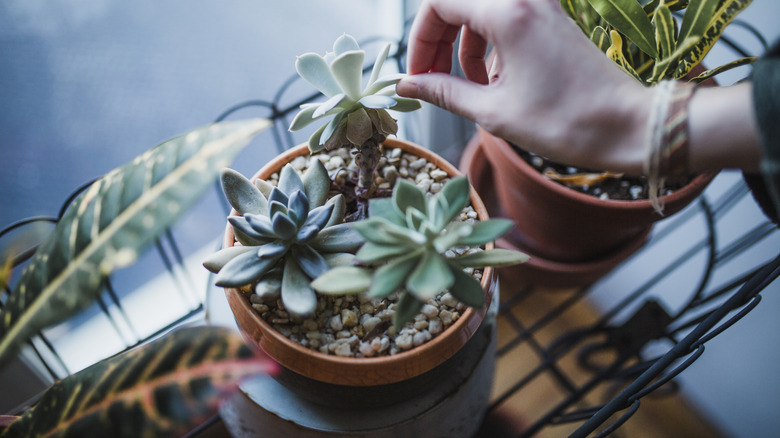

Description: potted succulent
[0,119,277,436]
[463,0,755,287]
[205,34,528,437]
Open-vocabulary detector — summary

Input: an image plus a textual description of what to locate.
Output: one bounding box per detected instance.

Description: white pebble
[341,309,358,328]
[396,333,414,350]
[440,293,459,308]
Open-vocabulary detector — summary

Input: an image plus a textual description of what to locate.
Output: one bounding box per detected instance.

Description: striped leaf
[0,118,270,368]
[606,30,644,82]
[688,56,757,83]
[650,2,677,81]
[0,326,278,438]
[674,0,752,78]
[587,0,659,58]
[590,26,611,53]
[643,0,689,15]
[677,0,718,46]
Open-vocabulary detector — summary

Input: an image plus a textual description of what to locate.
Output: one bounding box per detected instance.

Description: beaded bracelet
[644,80,696,215]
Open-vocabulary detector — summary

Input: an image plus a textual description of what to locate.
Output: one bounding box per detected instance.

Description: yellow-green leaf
[0,119,270,368]
[0,326,277,438]
[606,30,644,83]
[677,0,718,46]
[590,26,612,53]
[651,2,677,81]
[688,56,757,83]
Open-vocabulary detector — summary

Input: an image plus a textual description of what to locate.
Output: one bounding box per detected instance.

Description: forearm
[688,82,763,174]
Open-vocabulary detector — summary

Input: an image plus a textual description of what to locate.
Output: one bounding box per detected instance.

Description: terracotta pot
[462,126,716,288]
[223,138,497,387]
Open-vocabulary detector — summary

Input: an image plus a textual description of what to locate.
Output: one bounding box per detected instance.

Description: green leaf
[393,291,424,331]
[587,0,659,57]
[363,73,405,95]
[353,216,423,246]
[677,0,718,46]
[388,97,423,113]
[220,168,268,216]
[369,251,422,299]
[289,104,328,132]
[324,194,346,228]
[281,258,318,316]
[333,34,360,55]
[457,219,514,246]
[407,250,453,299]
[309,223,364,253]
[439,176,470,224]
[310,266,372,295]
[214,246,282,287]
[291,244,330,279]
[688,56,756,84]
[0,326,276,438]
[449,248,530,268]
[307,123,328,153]
[0,119,269,368]
[393,179,426,217]
[433,222,473,253]
[447,266,485,308]
[330,50,365,100]
[367,43,392,87]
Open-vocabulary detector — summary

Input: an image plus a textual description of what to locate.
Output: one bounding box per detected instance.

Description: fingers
[396,73,485,123]
[406,0,489,75]
[459,26,489,84]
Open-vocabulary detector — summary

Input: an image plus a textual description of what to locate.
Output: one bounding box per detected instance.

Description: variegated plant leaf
[0,118,270,368]
[650,2,677,81]
[587,0,659,58]
[606,31,644,82]
[674,0,752,78]
[0,326,277,438]
[676,0,718,47]
[590,26,611,53]
[688,56,757,83]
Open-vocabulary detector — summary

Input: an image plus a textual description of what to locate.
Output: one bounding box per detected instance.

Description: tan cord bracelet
[644,80,696,215]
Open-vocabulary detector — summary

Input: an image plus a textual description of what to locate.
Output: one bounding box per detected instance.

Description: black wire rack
[2,15,778,438]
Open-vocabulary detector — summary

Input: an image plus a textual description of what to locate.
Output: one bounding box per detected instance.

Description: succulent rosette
[288,34,421,152]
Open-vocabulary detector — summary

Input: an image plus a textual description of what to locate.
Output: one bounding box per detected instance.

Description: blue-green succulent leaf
[319,111,346,146]
[310,266,371,295]
[291,244,330,279]
[449,248,529,268]
[446,265,485,308]
[244,214,276,238]
[289,105,324,132]
[281,258,317,316]
[352,217,402,245]
[271,213,297,241]
[268,187,289,206]
[278,164,305,198]
[393,179,426,217]
[215,250,278,287]
[202,246,255,273]
[324,194,346,227]
[309,223,364,253]
[220,169,268,216]
[308,124,328,153]
[457,219,514,246]
[356,241,412,264]
[313,93,349,118]
[287,191,310,228]
[302,159,331,208]
[388,98,423,113]
[433,222,473,253]
[393,291,424,331]
[363,73,405,95]
[427,195,449,232]
[407,250,454,299]
[268,200,288,219]
[229,216,275,245]
[367,43,391,87]
[323,252,356,267]
[369,251,421,299]
[368,197,405,226]
[257,243,288,261]
[304,203,335,232]
[330,50,365,100]
[295,53,342,97]
[358,95,397,109]
[440,176,470,223]
[333,34,360,55]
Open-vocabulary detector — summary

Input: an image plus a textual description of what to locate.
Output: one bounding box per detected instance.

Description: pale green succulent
[311,176,529,329]
[288,34,421,152]
[203,160,363,316]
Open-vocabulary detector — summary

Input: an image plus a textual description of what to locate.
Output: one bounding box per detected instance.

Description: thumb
[396,73,484,122]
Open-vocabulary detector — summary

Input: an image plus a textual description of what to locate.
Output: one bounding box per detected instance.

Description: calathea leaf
[0,119,270,368]
[0,326,277,438]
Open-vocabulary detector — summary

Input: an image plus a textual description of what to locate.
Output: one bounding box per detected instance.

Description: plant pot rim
[475,125,718,213]
[223,138,496,386]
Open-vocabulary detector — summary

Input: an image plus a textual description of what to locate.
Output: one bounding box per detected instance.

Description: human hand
[397,0,653,174]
